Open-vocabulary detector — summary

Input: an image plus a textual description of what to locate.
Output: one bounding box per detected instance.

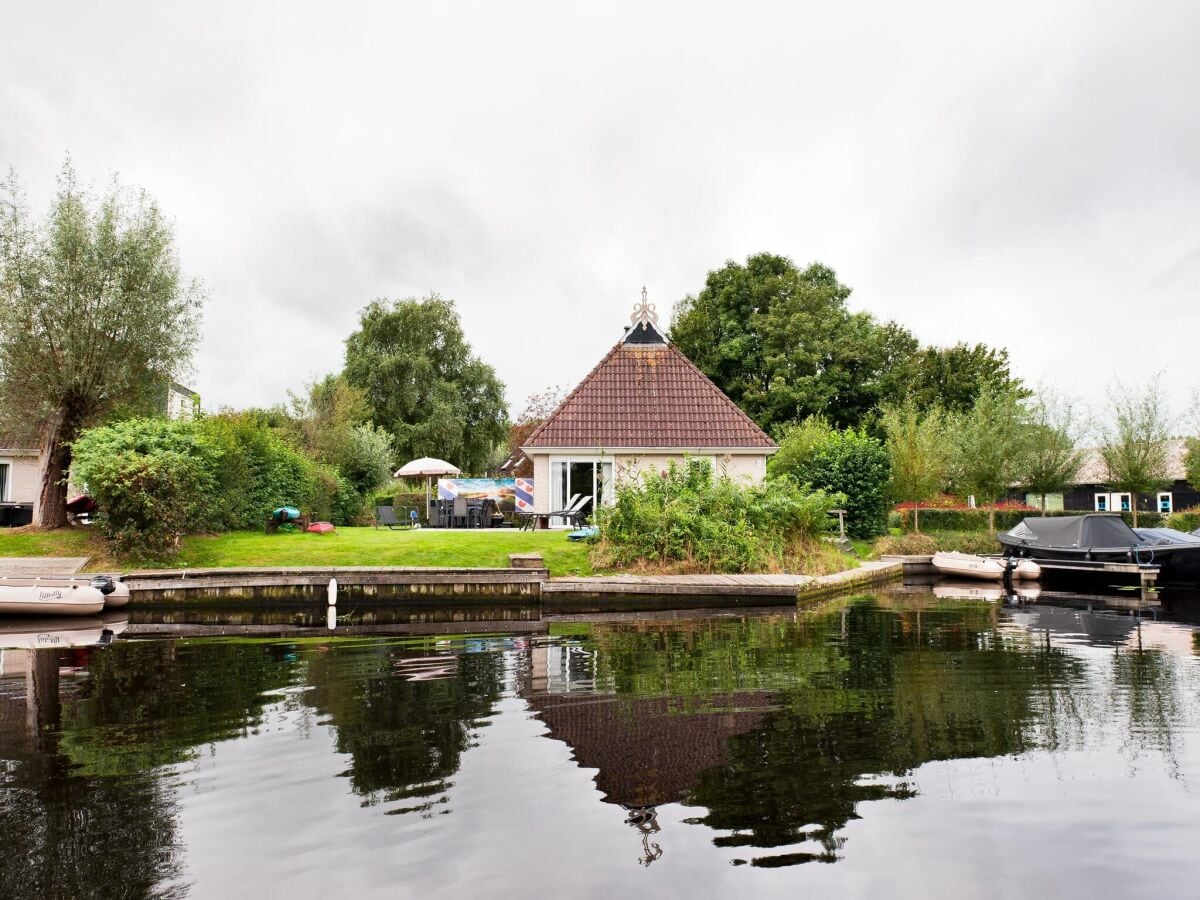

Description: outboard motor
[90,575,116,595]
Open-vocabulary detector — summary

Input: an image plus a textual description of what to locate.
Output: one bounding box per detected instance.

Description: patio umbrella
[393,457,461,522]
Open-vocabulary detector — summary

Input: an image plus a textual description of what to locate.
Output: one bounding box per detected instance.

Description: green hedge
[769,423,890,539]
[1166,507,1200,533]
[895,508,1165,533]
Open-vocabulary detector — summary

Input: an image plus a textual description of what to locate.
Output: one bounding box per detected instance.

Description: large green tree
[1100,377,1174,527]
[884,343,1024,414]
[0,161,203,527]
[670,253,918,430]
[344,295,507,474]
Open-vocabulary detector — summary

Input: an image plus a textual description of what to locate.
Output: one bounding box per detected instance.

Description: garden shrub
[1166,507,1200,533]
[874,532,937,556]
[72,419,219,558]
[770,421,891,539]
[593,459,844,574]
[73,414,365,556]
[875,531,1006,556]
[371,485,427,512]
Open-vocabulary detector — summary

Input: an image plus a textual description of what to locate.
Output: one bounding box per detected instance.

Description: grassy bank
[0,526,594,575]
[873,530,1004,556]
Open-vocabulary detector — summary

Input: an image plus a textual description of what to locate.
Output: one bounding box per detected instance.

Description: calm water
[3,590,1200,899]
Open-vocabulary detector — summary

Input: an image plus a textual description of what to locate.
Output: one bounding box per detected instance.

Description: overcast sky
[3,1,1198,424]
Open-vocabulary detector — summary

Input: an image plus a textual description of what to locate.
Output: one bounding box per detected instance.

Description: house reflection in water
[525,641,773,865]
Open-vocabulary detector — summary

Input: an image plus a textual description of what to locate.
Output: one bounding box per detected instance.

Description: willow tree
[0,161,203,527]
[1100,378,1174,527]
[880,400,951,533]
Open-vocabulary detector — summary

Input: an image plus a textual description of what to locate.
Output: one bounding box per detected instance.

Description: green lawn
[0,526,594,575]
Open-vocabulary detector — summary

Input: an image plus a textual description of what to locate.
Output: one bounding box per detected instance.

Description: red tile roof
[0,433,38,452]
[522,342,775,450]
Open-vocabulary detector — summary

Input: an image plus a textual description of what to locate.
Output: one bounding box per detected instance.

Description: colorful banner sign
[437,478,517,501]
[515,477,534,512]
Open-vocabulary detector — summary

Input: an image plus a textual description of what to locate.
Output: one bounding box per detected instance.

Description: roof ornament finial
[630,286,659,329]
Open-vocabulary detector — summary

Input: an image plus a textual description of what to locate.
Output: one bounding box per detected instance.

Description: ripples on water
[2,589,1200,898]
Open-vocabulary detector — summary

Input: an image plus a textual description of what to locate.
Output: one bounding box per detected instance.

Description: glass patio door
[550,459,614,526]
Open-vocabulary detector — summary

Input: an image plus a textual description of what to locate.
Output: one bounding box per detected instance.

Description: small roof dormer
[621,287,668,345]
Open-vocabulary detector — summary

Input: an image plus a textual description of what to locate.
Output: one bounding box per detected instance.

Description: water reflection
[527,599,1100,867]
[1,590,1199,896]
[304,644,504,813]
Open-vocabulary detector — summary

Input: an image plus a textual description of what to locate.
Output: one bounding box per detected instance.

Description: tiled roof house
[521,292,776,519]
[0,432,39,526]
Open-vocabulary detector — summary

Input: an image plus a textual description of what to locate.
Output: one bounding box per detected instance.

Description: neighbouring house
[165,382,199,420]
[520,292,776,522]
[0,434,38,527]
[1016,439,1199,515]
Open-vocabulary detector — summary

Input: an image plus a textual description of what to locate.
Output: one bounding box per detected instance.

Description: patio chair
[554,494,592,528]
[375,506,409,530]
[452,497,469,528]
[520,494,590,530]
[518,493,580,531]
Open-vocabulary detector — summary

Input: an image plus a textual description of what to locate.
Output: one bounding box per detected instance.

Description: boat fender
[328,577,338,606]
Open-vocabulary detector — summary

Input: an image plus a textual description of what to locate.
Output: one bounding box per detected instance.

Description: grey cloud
[2,0,1198,417]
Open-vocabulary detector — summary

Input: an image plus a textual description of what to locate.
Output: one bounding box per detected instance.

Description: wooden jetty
[123,566,547,604]
[1033,559,1160,589]
[115,557,903,613]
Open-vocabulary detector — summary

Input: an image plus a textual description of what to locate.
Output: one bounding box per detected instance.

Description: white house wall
[614,453,767,485]
[526,450,769,514]
[0,453,39,504]
[532,452,551,513]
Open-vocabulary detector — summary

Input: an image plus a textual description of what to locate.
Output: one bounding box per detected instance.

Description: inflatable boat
[932,551,1041,581]
[0,577,106,616]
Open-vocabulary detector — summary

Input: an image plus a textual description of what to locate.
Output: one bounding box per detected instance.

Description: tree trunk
[1040,493,1046,514]
[26,648,62,754]
[34,407,82,529]
[913,506,920,534]
[988,506,996,534]
[1131,492,1138,528]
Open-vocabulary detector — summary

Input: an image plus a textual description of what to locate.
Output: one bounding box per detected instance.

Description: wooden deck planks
[0,556,90,575]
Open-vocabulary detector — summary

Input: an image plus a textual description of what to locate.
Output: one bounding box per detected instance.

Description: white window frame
[1114,493,1131,513]
[1158,492,1174,514]
[1094,493,1108,512]
[548,456,615,526]
[0,459,10,502]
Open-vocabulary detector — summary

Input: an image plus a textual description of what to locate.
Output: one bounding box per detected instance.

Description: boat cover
[1136,528,1200,546]
[1000,514,1147,549]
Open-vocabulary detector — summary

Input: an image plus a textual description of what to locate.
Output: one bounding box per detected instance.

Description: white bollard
[328,577,338,606]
